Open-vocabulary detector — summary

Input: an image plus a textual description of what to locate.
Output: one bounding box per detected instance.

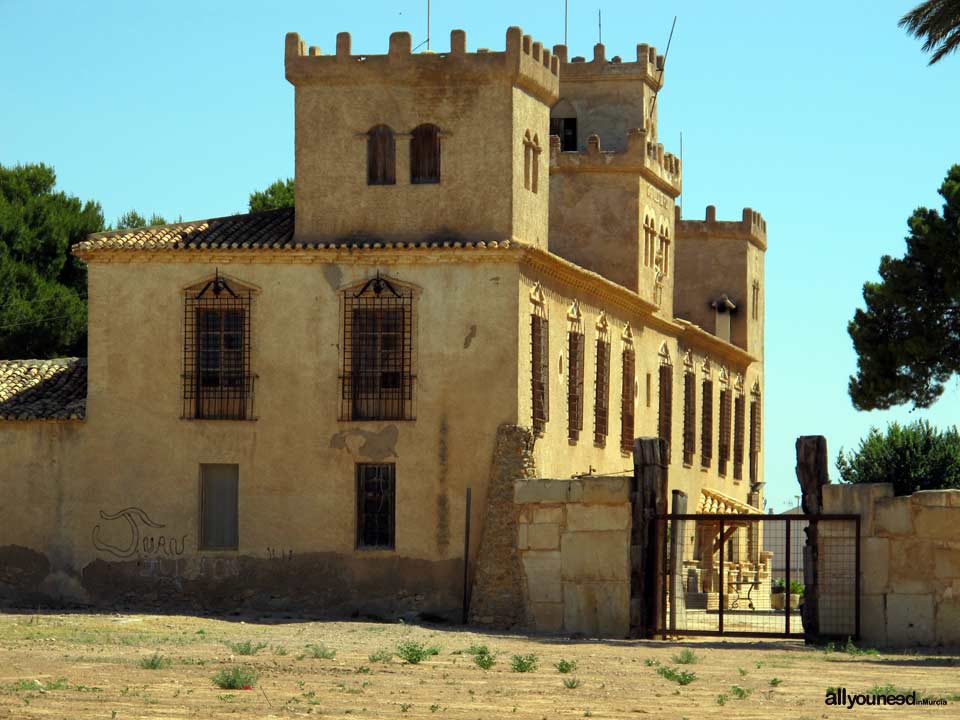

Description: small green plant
[510,654,538,673]
[355,665,371,674]
[139,652,170,670]
[656,666,696,685]
[396,640,441,664]
[770,677,783,686]
[473,651,496,670]
[737,666,748,677]
[430,704,442,712]
[305,643,336,660]
[755,661,765,669]
[369,648,393,663]
[555,659,578,673]
[466,644,490,655]
[672,649,698,665]
[273,645,288,656]
[218,694,236,702]
[563,678,582,689]
[643,658,660,667]
[730,685,751,700]
[224,640,267,656]
[716,694,728,705]
[400,703,413,712]
[211,666,258,690]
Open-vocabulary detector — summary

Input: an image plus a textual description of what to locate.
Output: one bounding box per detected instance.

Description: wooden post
[669,489,687,634]
[796,435,829,641]
[630,437,669,638]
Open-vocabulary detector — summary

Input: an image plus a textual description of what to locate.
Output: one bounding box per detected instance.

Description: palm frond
[899,0,960,64]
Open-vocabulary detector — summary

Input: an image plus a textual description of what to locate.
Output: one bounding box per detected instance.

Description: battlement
[676,206,767,250]
[551,42,664,90]
[549,128,681,197]
[285,27,559,104]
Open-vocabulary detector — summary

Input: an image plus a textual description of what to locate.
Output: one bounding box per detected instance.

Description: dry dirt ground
[0,613,957,720]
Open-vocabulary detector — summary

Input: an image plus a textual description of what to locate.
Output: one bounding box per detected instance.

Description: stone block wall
[822,483,960,647]
[514,476,631,637]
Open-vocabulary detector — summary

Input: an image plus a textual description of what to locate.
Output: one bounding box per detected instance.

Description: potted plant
[770,578,786,610]
[771,579,804,610]
[788,580,805,610]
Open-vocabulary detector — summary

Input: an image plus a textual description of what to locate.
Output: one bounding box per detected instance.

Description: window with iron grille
[733,394,745,480]
[658,363,673,457]
[594,338,610,446]
[356,463,395,550]
[410,124,441,184]
[200,463,239,550]
[718,387,731,476]
[531,313,549,435]
[620,348,635,454]
[183,274,254,420]
[340,275,415,421]
[682,371,696,465]
[700,379,713,467]
[567,330,584,441]
[750,393,761,483]
[367,125,396,185]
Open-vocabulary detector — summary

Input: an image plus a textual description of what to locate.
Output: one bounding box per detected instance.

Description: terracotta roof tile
[74,207,512,254]
[0,358,87,420]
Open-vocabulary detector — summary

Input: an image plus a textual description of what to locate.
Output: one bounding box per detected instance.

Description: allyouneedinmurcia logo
[825,687,949,709]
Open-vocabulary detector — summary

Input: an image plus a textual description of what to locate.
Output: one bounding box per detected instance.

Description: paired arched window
[523,131,541,194]
[367,125,396,185]
[410,124,441,184]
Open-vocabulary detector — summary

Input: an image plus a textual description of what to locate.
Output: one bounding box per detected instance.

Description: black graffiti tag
[92,507,188,559]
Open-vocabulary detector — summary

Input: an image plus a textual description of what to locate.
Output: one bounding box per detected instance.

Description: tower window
[367,125,396,185]
[410,124,441,184]
[550,117,577,151]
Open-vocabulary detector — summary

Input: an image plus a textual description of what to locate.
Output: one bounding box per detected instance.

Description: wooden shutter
[531,315,549,433]
[620,349,635,454]
[658,364,673,456]
[200,464,239,549]
[367,126,396,185]
[701,379,713,466]
[411,124,440,184]
[683,372,696,465]
[719,388,731,476]
[750,397,761,483]
[594,339,610,444]
[567,332,584,441]
[733,395,745,480]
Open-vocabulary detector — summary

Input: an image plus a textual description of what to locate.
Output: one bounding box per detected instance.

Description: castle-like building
[0,27,765,633]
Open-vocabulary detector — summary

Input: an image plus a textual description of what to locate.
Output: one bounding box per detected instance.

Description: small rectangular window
[718,388,731,476]
[658,364,673,459]
[200,464,239,549]
[594,338,610,445]
[356,463,395,549]
[701,379,714,467]
[750,396,761,483]
[531,314,549,434]
[620,348,635,454]
[567,331,584,441]
[550,117,577,151]
[733,394,745,481]
[682,371,696,465]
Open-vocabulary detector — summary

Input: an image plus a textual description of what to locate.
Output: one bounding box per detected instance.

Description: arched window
[550,99,577,151]
[367,125,396,186]
[410,124,441,184]
[523,131,541,193]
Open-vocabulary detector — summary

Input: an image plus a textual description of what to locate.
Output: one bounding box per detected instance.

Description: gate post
[630,437,669,638]
[796,435,830,641]
[669,489,687,634]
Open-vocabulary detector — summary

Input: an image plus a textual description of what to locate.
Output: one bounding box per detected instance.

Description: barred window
[356,463,395,550]
[733,393,746,480]
[340,275,414,421]
[750,390,761,483]
[682,371,696,465]
[367,125,396,185]
[567,330,584,441]
[620,348,635,454]
[200,464,239,550]
[594,338,610,446]
[183,274,253,420]
[411,124,441,184]
[700,379,714,467]
[531,313,549,434]
[718,387,732,476]
[658,363,673,457]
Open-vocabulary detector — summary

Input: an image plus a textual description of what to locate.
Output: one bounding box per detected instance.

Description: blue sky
[2,1,958,510]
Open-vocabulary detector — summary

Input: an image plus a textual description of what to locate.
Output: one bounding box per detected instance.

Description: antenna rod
[647,15,677,127]
[427,0,431,50]
[565,0,568,46]
[598,9,602,44]
[679,130,683,211]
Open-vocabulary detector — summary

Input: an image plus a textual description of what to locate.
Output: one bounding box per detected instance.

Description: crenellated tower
[285,28,558,247]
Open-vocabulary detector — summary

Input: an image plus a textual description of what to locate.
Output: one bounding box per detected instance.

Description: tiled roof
[0,358,87,420]
[73,207,514,253]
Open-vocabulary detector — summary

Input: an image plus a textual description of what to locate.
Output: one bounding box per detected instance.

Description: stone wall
[513,476,631,637]
[822,484,960,647]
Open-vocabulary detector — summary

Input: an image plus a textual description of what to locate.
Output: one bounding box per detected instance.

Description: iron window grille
[620,348,635,454]
[701,379,714,467]
[718,388,732,476]
[356,463,395,550]
[594,338,610,446]
[531,311,549,435]
[682,371,696,465]
[567,330,584,441]
[340,274,415,421]
[182,273,254,420]
[410,124,441,184]
[658,363,673,456]
[750,393,761,483]
[733,394,746,480]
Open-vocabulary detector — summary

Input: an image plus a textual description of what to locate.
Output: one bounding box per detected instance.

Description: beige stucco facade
[0,27,765,628]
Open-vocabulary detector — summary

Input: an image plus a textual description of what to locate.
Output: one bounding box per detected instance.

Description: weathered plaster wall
[0,257,521,617]
[822,484,960,647]
[514,476,632,637]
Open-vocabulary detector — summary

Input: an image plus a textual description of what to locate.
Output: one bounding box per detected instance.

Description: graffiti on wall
[92,507,188,559]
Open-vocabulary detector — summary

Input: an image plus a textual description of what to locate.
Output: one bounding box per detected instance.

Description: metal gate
[654,513,860,639]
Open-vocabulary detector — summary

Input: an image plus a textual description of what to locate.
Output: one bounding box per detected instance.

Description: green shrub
[656,666,696,685]
[223,640,267,656]
[305,643,336,660]
[730,685,751,700]
[211,666,257,690]
[138,653,170,670]
[671,649,698,665]
[563,678,582,689]
[473,651,496,670]
[555,659,578,673]
[368,648,393,663]
[510,654,538,673]
[396,641,440,664]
